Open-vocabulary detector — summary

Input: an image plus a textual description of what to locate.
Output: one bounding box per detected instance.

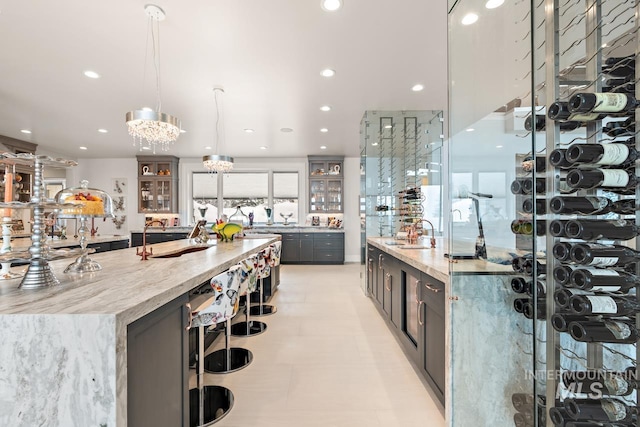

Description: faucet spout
[137,220,166,261]
[421,219,437,248]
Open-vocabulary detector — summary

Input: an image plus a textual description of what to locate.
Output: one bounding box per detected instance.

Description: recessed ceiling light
[411,84,424,92]
[485,0,504,8]
[320,128,329,133]
[320,145,327,150]
[466,128,475,132]
[260,146,268,150]
[321,0,342,12]
[461,13,478,25]
[280,127,294,133]
[496,145,503,148]
[320,105,332,112]
[180,129,186,133]
[320,69,336,77]
[20,129,31,134]
[204,146,212,150]
[244,128,255,133]
[79,146,88,150]
[83,70,100,79]
[98,129,108,133]
[141,146,151,150]
[384,125,392,129]
[372,142,379,146]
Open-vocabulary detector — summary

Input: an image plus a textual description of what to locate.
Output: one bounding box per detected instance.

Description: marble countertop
[0,236,278,324]
[8,235,129,250]
[367,237,514,284]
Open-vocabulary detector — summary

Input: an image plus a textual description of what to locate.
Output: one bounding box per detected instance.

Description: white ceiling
[0,0,447,160]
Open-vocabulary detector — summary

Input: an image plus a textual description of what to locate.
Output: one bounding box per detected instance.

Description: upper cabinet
[137,155,179,213]
[308,155,343,213]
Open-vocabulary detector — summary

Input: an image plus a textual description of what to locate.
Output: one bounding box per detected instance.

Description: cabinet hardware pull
[418,300,424,326]
[385,272,391,291]
[415,280,420,303]
[185,303,193,331]
[378,254,383,270]
[368,259,373,272]
[424,283,440,293]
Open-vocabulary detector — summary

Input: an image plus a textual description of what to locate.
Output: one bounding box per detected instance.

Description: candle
[4,172,13,218]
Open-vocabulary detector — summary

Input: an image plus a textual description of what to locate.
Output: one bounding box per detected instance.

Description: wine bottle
[565,143,639,167]
[520,156,546,173]
[512,393,546,413]
[551,312,590,332]
[569,294,640,316]
[513,412,533,427]
[549,407,571,425]
[554,264,581,285]
[568,319,639,344]
[569,243,640,267]
[550,219,605,238]
[562,370,636,396]
[525,114,582,132]
[570,267,640,292]
[564,397,636,422]
[553,241,573,262]
[513,298,529,313]
[522,198,546,214]
[566,168,638,194]
[603,117,635,137]
[511,179,526,195]
[511,219,546,236]
[521,178,545,194]
[525,278,548,298]
[564,219,639,241]
[523,258,545,276]
[603,55,635,77]
[549,196,637,215]
[512,255,544,274]
[523,301,545,319]
[548,101,606,122]
[554,288,591,309]
[568,93,638,115]
[549,148,574,168]
[511,277,530,294]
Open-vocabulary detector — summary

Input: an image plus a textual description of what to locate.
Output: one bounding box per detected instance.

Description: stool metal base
[204,347,253,374]
[189,385,234,427]
[230,320,267,337]
[249,304,277,316]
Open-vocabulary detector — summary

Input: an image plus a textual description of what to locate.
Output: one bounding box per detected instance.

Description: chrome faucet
[136,220,166,261]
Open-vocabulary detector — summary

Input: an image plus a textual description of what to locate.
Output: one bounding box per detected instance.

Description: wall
[66,156,361,262]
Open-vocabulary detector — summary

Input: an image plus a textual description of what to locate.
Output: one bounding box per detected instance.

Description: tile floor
[198,263,445,427]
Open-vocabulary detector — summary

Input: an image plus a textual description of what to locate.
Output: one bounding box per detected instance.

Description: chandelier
[203,87,234,173]
[126,4,181,153]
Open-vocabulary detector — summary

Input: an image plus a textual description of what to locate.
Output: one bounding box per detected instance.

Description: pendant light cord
[152,17,162,112]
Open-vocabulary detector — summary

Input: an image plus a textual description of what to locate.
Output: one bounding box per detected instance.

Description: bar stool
[249,241,280,316]
[189,266,241,426]
[230,254,268,337]
[203,265,254,373]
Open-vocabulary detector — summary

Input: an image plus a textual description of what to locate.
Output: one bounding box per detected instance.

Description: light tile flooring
[198,263,445,427]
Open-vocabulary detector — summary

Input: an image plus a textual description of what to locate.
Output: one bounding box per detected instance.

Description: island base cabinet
[128,293,189,427]
[420,274,445,404]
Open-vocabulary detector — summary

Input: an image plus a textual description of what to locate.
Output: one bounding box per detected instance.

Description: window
[273,172,299,223]
[192,173,218,223]
[222,173,268,221]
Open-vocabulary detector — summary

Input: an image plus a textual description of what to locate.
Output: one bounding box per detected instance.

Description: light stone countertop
[132,225,345,234]
[367,237,514,284]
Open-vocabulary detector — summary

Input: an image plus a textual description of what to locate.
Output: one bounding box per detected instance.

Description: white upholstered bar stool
[249,244,278,316]
[203,265,254,373]
[230,253,268,337]
[189,266,241,426]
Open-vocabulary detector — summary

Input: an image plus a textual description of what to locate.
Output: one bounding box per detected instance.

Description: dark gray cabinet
[128,293,189,427]
[131,232,188,247]
[366,247,446,406]
[421,273,445,403]
[280,232,343,264]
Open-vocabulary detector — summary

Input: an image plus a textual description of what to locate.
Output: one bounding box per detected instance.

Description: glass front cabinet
[308,156,343,213]
[137,155,179,213]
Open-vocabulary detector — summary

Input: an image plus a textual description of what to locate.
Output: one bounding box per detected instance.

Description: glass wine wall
[510,0,639,425]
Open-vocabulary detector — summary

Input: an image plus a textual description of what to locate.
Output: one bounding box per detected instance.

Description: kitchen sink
[150,245,212,258]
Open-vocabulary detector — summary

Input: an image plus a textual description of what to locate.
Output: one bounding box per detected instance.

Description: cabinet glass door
[326,179,342,212]
[140,179,155,212]
[156,180,172,212]
[309,179,326,212]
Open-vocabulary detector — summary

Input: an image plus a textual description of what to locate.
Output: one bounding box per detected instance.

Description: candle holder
[264,207,273,225]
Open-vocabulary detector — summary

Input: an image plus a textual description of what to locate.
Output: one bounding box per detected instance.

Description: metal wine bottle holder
[0,153,79,289]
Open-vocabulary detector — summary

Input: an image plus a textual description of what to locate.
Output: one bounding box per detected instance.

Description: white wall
[64,155,360,263]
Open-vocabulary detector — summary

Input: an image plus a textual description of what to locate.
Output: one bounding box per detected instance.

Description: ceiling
[0,0,447,160]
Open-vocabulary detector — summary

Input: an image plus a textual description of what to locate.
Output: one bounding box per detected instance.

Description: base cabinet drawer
[280,232,343,264]
[313,249,343,263]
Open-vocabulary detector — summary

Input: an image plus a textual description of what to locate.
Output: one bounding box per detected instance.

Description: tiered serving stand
[0,153,107,289]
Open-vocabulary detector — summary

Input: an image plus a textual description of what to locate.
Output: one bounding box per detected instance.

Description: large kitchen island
[0,235,279,427]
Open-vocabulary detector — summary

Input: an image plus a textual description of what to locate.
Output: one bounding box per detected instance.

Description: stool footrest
[230,320,267,337]
[249,304,277,317]
[189,385,234,426]
[204,348,253,374]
